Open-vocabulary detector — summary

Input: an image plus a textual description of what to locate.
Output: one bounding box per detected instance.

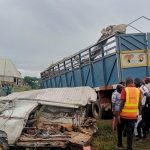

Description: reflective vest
[120,87,140,119]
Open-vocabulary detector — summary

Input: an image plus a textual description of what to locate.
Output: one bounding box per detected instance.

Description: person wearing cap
[116,77,141,150]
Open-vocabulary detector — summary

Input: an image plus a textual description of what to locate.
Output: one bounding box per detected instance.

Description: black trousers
[137,119,145,138]
[117,118,136,150]
[142,106,150,136]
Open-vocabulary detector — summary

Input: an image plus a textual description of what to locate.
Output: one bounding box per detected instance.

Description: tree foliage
[24,76,42,89]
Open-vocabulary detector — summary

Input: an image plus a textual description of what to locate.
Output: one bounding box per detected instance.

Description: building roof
[0,59,22,78]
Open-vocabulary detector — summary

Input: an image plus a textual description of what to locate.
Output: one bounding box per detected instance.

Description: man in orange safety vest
[116,77,141,150]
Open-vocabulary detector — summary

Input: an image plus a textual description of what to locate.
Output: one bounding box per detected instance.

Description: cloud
[18,68,41,78]
[0,0,150,77]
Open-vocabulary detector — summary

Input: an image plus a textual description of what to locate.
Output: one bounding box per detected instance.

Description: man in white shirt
[135,78,150,139]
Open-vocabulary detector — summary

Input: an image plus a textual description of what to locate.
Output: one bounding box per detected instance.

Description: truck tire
[85,104,93,118]
[92,101,102,119]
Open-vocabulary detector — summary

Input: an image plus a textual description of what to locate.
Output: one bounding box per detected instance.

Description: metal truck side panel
[148,50,150,76]
[46,79,51,88]
[93,60,105,87]
[117,33,148,80]
[74,68,83,86]
[51,78,56,87]
[117,33,147,51]
[55,76,61,87]
[41,33,149,89]
[43,80,47,88]
[82,65,93,87]
[66,72,74,87]
[61,74,67,87]
[147,33,150,76]
[103,54,118,85]
[148,33,150,49]
[121,67,147,81]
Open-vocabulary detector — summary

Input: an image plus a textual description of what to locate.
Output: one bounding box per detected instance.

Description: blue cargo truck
[41,31,150,118]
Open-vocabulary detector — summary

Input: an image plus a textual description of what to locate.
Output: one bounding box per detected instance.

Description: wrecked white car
[0,87,97,149]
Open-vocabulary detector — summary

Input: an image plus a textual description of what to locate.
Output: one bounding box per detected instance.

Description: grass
[91,119,150,150]
[12,85,31,92]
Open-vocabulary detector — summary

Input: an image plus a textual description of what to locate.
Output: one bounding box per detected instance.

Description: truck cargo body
[41,33,150,118]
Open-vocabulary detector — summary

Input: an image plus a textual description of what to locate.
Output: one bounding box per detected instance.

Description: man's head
[134,78,142,88]
[125,77,134,86]
[145,77,150,84]
[116,84,124,93]
[119,81,125,86]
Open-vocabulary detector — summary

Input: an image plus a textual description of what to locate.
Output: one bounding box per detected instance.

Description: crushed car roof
[0,87,97,108]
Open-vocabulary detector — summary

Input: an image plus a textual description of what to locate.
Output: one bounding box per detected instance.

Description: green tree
[24,76,42,89]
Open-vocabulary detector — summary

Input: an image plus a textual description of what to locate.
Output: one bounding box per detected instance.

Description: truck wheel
[92,102,102,119]
[85,104,93,118]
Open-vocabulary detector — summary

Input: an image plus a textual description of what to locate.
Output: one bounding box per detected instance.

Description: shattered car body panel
[0,87,97,148]
[0,100,38,145]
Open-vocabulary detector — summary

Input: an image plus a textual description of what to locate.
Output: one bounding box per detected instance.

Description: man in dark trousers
[116,77,141,150]
[142,77,150,138]
[134,78,150,140]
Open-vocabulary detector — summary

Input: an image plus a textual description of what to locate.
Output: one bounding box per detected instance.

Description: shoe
[116,145,124,150]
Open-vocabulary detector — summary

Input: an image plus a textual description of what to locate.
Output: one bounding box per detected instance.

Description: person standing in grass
[134,78,149,140]
[141,77,150,139]
[116,77,141,150]
[111,84,124,132]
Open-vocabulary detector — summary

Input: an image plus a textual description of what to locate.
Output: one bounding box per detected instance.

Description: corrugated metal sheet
[0,87,97,108]
[0,101,38,145]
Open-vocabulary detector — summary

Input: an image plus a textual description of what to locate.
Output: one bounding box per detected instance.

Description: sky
[0,0,150,78]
